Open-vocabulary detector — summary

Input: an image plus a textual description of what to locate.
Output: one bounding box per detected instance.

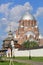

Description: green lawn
[1,56,43,62]
[0,61,31,65]
[15,57,43,62]
[0,57,43,65]
[31,57,43,62]
[15,57,29,60]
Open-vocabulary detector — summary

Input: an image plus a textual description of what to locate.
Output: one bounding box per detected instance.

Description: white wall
[12,48,43,57]
[14,50,29,57]
[31,48,43,57]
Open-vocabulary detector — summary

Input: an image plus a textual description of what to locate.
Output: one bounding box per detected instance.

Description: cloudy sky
[0,0,43,48]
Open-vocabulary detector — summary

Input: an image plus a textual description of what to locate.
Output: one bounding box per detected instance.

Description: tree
[22,40,39,48]
[30,41,39,48]
[22,40,30,48]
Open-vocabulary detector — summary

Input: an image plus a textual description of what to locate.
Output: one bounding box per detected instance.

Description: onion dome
[22,12,35,20]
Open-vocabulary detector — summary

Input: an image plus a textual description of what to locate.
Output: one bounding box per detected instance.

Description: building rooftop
[21,12,35,20]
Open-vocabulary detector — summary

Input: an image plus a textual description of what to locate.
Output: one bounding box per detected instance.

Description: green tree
[22,40,39,48]
[22,40,30,48]
[30,41,39,48]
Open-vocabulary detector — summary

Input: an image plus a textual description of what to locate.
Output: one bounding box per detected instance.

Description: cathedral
[2,11,43,50]
[14,12,39,45]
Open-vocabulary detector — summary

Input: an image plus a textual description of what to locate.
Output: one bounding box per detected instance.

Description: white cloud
[24,2,32,11]
[5,21,19,32]
[9,2,33,21]
[1,18,9,24]
[2,18,7,21]
[0,3,11,17]
[34,7,43,17]
[0,2,33,33]
[2,2,32,32]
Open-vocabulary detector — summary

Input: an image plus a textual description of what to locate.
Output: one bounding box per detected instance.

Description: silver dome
[22,12,35,20]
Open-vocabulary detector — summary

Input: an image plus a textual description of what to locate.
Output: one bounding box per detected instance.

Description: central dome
[22,12,35,20]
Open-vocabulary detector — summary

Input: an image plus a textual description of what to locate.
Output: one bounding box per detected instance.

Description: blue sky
[0,0,43,48]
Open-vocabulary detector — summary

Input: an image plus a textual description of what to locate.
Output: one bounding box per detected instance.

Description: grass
[15,57,43,62]
[15,57,29,60]
[0,61,31,65]
[31,57,43,62]
[0,62,9,65]
[0,57,43,65]
[1,56,43,62]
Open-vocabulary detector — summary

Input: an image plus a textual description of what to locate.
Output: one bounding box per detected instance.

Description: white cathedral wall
[13,48,43,57]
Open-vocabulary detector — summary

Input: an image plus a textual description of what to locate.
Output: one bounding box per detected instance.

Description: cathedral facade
[14,12,39,45]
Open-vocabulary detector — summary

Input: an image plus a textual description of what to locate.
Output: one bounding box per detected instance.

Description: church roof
[21,12,35,20]
[3,37,14,41]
